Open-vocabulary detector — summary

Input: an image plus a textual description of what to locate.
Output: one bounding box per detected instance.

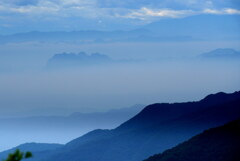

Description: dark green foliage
[3,149,32,161]
[0,143,62,161]
[24,152,32,159]
[144,120,240,161]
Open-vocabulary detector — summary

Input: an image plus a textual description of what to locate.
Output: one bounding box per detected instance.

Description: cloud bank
[0,0,239,33]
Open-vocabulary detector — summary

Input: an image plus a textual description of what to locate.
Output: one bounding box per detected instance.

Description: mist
[0,58,239,118]
[0,39,240,154]
[1,41,240,72]
[0,58,239,152]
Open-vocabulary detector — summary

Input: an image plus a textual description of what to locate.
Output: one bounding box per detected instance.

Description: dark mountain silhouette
[10,91,239,161]
[0,143,63,160]
[199,48,240,59]
[144,119,240,161]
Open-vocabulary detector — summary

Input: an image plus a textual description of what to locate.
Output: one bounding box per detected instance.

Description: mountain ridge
[144,119,240,161]
[11,90,239,161]
[0,104,144,152]
[199,48,240,59]
[46,52,139,69]
[1,14,239,44]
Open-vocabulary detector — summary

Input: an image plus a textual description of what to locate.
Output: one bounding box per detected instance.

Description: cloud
[0,0,122,19]
[0,1,58,15]
[122,7,240,20]
[0,0,240,33]
[0,0,240,19]
[203,8,240,15]
[123,8,195,20]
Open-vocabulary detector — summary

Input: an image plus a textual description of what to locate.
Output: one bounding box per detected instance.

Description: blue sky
[0,0,240,34]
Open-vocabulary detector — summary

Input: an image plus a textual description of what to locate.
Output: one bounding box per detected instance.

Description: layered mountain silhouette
[0,104,144,152]
[143,14,240,41]
[0,29,152,44]
[0,14,239,44]
[199,48,240,59]
[144,119,240,161]
[0,143,63,160]
[1,91,240,161]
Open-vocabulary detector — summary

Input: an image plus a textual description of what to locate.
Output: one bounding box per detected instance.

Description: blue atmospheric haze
[0,0,240,153]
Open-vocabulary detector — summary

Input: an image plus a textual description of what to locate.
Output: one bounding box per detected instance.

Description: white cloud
[0,0,239,22]
[123,8,195,20]
[122,7,240,20]
[0,1,58,15]
[0,0,99,18]
[0,0,239,33]
[225,8,240,14]
[203,8,240,15]
[11,6,59,14]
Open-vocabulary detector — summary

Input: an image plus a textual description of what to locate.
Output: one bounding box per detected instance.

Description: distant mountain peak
[117,91,240,131]
[46,51,140,70]
[200,48,240,58]
[201,92,227,101]
[46,52,113,69]
[201,91,240,104]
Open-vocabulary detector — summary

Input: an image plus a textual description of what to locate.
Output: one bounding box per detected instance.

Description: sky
[0,0,240,33]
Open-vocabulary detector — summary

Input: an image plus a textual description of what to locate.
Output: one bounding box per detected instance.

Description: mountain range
[46,48,240,70]
[0,14,239,44]
[143,14,240,40]
[2,91,239,161]
[199,48,240,59]
[0,104,144,152]
[46,52,138,69]
[144,119,240,161]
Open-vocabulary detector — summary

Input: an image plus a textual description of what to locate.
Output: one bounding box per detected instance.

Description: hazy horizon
[0,57,239,118]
